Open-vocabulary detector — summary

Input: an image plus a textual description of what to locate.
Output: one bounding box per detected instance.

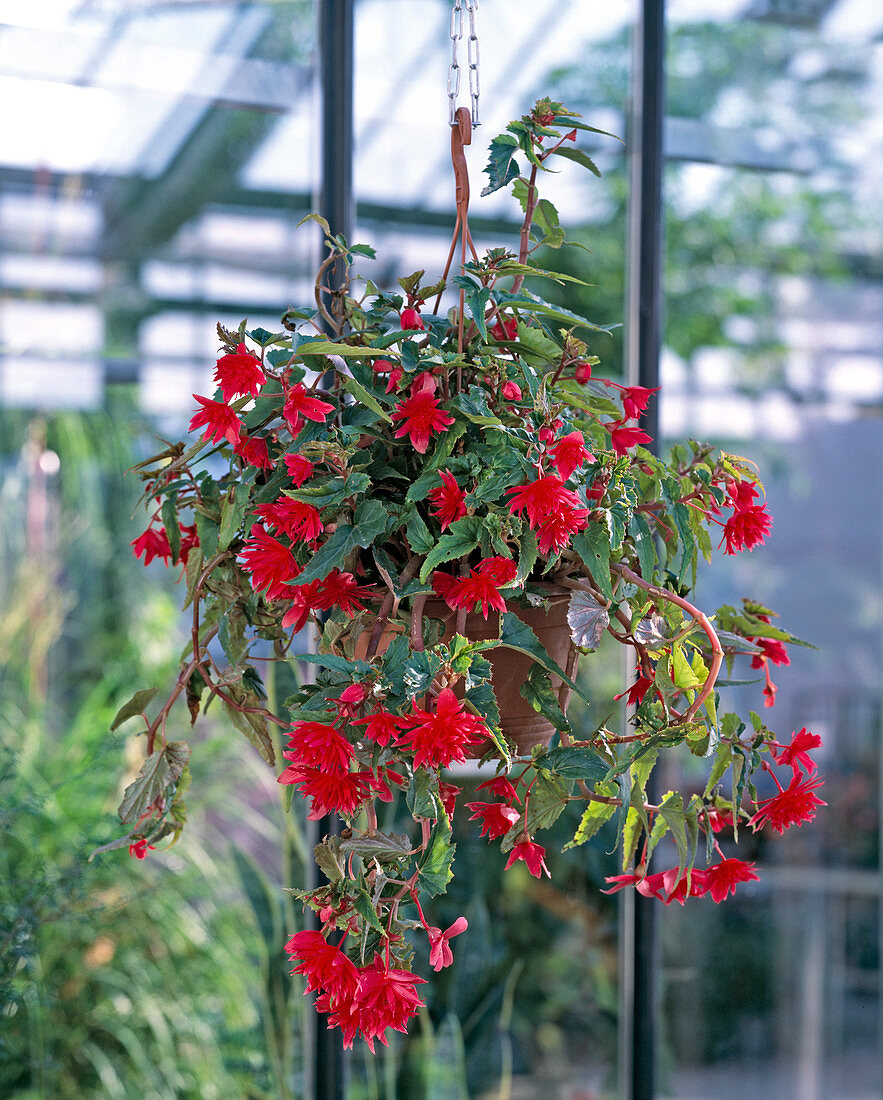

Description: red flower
[606,421,653,456]
[385,367,404,393]
[491,317,518,341]
[506,474,584,528]
[333,683,368,718]
[633,867,708,905]
[613,674,654,708]
[282,720,354,773]
[771,727,822,773]
[371,358,396,374]
[437,779,461,817]
[476,776,521,804]
[428,470,467,530]
[721,505,772,555]
[214,342,265,401]
[750,634,789,708]
[189,394,242,446]
[706,808,735,833]
[368,766,406,803]
[601,873,643,894]
[501,381,522,401]
[620,385,660,420]
[344,956,427,1052]
[504,838,550,879]
[315,570,375,616]
[254,497,323,543]
[281,579,325,631]
[397,687,489,770]
[178,523,200,564]
[400,307,425,331]
[277,763,373,819]
[391,389,455,454]
[550,430,594,481]
[284,453,315,486]
[351,711,411,748]
[703,858,760,903]
[534,506,591,556]
[239,523,299,600]
[283,384,335,434]
[466,801,521,840]
[427,916,468,971]
[574,360,592,384]
[750,769,826,835]
[128,837,155,860]
[131,525,172,566]
[434,556,516,619]
[284,930,360,1006]
[234,431,273,469]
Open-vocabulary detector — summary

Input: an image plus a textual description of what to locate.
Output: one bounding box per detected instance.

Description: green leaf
[293,652,373,676]
[628,513,657,584]
[118,741,191,825]
[405,509,435,556]
[161,493,181,563]
[453,385,504,428]
[417,811,455,896]
[516,528,538,585]
[295,339,381,357]
[340,832,412,863]
[407,769,438,820]
[564,787,618,849]
[339,374,392,422]
[219,609,248,665]
[571,525,614,603]
[499,612,587,702]
[670,644,703,691]
[481,133,521,196]
[464,681,503,745]
[223,694,275,765]
[519,666,571,732]
[111,687,158,731]
[501,772,570,853]
[548,145,601,177]
[352,890,388,936]
[536,746,608,781]
[292,500,390,584]
[418,516,483,581]
[218,482,253,551]
[621,805,643,870]
[403,650,444,698]
[314,836,346,883]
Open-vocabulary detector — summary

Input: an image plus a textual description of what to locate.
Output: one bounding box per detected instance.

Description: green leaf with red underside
[118,741,191,825]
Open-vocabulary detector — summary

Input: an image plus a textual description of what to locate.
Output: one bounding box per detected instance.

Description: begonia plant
[111,99,821,1051]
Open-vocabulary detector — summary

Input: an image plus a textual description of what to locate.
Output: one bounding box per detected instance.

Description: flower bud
[400,307,425,331]
[501,381,522,401]
[575,361,592,384]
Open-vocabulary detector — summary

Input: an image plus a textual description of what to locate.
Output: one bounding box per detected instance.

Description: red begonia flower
[749,769,826,834]
[601,873,644,894]
[613,673,654,708]
[491,317,518,341]
[550,430,594,481]
[282,720,354,773]
[476,775,522,804]
[771,727,822,773]
[189,394,243,446]
[534,504,591,555]
[504,838,550,879]
[281,578,325,631]
[397,687,489,770]
[351,711,412,748]
[428,470,467,530]
[435,556,516,618]
[234,431,273,469]
[574,360,593,384]
[501,381,522,401]
[400,307,425,331]
[505,474,584,528]
[721,505,772,555]
[128,837,155,860]
[254,497,323,543]
[339,955,427,1052]
[277,763,374,819]
[391,389,455,453]
[131,525,172,566]
[606,421,653,456]
[315,570,375,616]
[284,930,360,1006]
[238,523,299,599]
[437,779,461,818]
[214,342,266,401]
[283,383,335,435]
[284,453,315,486]
[466,801,521,840]
[620,385,660,420]
[178,523,200,565]
[427,916,468,972]
[703,858,760,903]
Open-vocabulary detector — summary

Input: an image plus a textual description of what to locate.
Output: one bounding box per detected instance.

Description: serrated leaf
[340,832,412,863]
[670,644,703,691]
[111,687,158,731]
[314,836,346,883]
[570,525,614,603]
[218,483,253,551]
[629,512,657,583]
[501,772,570,852]
[339,374,391,422]
[295,340,380,358]
[548,145,601,177]
[403,650,444,698]
[161,494,181,563]
[353,890,388,935]
[405,509,435,555]
[621,804,643,870]
[481,133,521,196]
[633,613,670,650]
[418,517,483,581]
[292,500,390,585]
[520,666,571,732]
[566,589,609,650]
[293,652,373,676]
[118,741,190,824]
[565,788,617,849]
[499,612,587,702]
[417,811,455,896]
[407,769,438,819]
[536,746,608,781]
[223,695,275,765]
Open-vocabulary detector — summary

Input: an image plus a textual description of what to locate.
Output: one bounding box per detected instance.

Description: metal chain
[448,0,479,127]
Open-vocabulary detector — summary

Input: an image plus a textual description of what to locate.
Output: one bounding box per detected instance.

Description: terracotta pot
[357,585,577,756]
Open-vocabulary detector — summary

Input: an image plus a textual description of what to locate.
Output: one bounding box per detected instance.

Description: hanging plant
[112,98,821,1051]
